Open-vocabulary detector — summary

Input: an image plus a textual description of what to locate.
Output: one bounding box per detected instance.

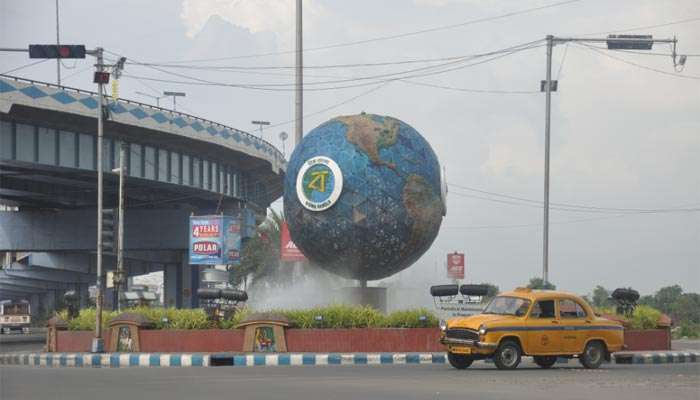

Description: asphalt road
[0,331,46,353]
[1,361,698,400]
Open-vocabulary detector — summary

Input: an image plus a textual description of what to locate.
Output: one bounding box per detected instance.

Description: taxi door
[558,298,589,354]
[526,299,562,355]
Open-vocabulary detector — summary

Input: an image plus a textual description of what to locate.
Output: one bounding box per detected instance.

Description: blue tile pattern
[0,76,285,172]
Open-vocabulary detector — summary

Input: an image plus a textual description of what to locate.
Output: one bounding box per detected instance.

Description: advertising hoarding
[280,222,306,262]
[447,252,465,280]
[189,215,243,265]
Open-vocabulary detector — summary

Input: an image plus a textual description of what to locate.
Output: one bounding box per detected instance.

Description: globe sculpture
[284,113,445,281]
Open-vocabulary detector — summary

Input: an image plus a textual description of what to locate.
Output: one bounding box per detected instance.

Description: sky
[1,0,698,297]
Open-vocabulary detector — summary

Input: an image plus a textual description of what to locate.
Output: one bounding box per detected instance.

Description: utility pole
[542,35,553,285]
[92,47,105,353]
[114,142,127,311]
[295,0,303,146]
[55,0,61,85]
[539,34,682,286]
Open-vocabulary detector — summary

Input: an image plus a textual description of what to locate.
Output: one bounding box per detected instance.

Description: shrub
[63,305,440,330]
[628,305,662,330]
[383,308,438,328]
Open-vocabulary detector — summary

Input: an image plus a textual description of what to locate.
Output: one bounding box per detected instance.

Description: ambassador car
[439,288,624,370]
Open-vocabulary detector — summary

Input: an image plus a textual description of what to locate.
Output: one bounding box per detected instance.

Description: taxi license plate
[450,346,472,355]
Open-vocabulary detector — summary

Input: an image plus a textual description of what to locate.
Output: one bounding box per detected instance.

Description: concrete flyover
[0,74,286,314]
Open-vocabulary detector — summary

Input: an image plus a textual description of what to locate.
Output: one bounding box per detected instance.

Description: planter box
[624,329,671,351]
[53,327,670,353]
[54,328,441,353]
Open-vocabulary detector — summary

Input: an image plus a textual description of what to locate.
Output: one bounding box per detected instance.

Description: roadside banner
[280,222,306,262]
[447,252,465,279]
[189,215,242,265]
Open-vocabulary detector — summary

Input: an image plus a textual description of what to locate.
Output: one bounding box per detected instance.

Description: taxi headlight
[439,319,447,332]
[478,324,487,336]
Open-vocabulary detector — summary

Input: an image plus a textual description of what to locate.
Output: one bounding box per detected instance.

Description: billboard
[189,215,242,265]
[447,252,465,280]
[280,222,306,262]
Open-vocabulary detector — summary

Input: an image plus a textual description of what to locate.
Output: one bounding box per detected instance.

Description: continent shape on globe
[284,113,445,281]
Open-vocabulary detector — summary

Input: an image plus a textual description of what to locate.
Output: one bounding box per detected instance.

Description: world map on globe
[284,113,445,281]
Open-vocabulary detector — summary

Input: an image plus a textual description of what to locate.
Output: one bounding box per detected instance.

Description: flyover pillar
[40,290,56,317]
[180,252,199,309]
[163,263,182,308]
[30,294,40,317]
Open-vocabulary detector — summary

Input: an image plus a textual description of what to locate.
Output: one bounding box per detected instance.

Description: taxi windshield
[483,296,531,316]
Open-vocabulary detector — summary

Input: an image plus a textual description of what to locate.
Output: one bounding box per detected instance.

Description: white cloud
[180,0,326,40]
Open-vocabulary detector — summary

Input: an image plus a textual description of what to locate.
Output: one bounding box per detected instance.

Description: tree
[479,283,500,299]
[670,293,700,324]
[233,209,290,287]
[654,285,683,315]
[638,295,656,308]
[592,285,612,308]
[526,277,556,290]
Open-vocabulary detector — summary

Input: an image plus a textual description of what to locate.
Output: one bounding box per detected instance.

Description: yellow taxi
[439,287,624,370]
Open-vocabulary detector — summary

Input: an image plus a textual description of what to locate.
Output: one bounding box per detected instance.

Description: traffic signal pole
[90,47,105,353]
[539,35,680,286]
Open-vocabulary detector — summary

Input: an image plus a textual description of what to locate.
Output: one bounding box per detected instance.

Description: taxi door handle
[551,320,559,324]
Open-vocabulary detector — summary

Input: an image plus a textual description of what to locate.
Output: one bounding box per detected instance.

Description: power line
[1,59,49,75]
[447,182,700,214]
[152,0,580,64]
[576,43,700,80]
[442,214,636,230]
[118,41,544,92]
[262,81,390,131]
[575,16,700,37]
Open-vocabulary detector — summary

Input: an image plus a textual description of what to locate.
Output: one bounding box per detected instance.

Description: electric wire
[116,41,544,92]
[151,0,580,64]
[575,43,700,80]
[1,59,49,75]
[447,183,700,214]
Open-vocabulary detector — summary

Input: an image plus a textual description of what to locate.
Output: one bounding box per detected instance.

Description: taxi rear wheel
[580,341,605,369]
[447,352,473,369]
[494,340,522,370]
[533,356,557,369]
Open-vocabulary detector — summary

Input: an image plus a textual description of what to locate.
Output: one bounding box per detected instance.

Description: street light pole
[163,91,186,111]
[115,142,127,311]
[539,34,680,286]
[295,0,303,146]
[542,35,553,285]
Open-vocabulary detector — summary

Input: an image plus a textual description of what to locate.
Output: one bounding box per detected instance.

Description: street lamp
[110,142,127,311]
[539,34,682,285]
[135,91,166,107]
[163,91,186,111]
[279,131,288,157]
[251,120,270,140]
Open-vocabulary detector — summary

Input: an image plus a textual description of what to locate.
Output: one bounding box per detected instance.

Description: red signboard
[280,222,307,262]
[447,252,465,280]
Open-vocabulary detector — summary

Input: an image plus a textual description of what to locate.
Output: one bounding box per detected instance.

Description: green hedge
[60,305,438,331]
[595,305,662,330]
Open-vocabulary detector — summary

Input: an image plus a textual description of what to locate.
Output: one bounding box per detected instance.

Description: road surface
[1,361,698,400]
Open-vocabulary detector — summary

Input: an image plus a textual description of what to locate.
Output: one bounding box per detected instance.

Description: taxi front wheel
[447,352,473,369]
[580,341,605,369]
[494,340,522,370]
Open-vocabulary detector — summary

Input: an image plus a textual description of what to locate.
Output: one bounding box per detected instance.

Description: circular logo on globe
[295,156,343,211]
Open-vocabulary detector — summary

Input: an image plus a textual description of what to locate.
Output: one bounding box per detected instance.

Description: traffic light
[102,208,117,254]
[28,44,86,59]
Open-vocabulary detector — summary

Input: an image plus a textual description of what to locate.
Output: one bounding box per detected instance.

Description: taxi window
[559,299,587,318]
[530,300,555,318]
